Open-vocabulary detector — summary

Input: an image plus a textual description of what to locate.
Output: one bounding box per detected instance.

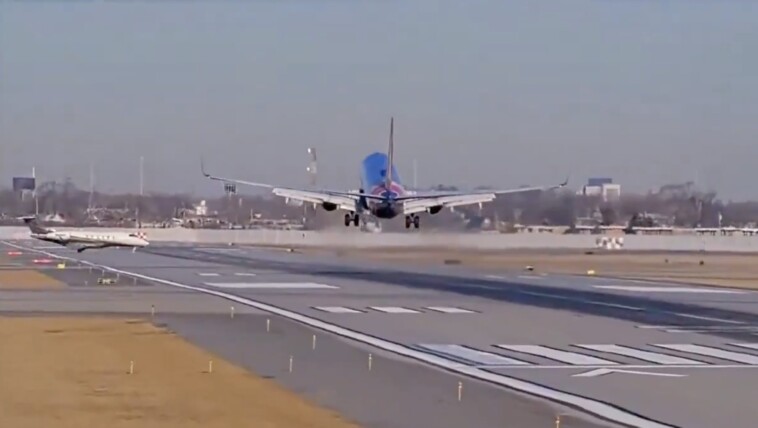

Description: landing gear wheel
[413,215,420,229]
[344,213,351,227]
[405,215,412,229]
[353,214,360,227]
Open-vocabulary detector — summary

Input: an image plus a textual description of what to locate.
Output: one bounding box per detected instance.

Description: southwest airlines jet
[202,118,567,229]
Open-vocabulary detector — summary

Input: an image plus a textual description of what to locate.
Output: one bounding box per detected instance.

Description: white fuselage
[32,230,149,249]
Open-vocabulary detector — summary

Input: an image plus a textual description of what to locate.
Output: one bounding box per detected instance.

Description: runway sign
[203,282,339,289]
[593,285,747,294]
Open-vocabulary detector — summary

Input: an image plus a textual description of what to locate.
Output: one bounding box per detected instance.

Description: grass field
[0,317,360,428]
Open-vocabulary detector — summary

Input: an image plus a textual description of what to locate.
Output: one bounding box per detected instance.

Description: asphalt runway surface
[6,241,758,427]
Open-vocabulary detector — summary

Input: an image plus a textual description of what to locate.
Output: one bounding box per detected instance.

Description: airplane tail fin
[385,117,394,189]
[20,216,50,234]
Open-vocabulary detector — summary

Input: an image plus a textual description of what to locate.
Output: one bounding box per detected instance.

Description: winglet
[200,157,210,178]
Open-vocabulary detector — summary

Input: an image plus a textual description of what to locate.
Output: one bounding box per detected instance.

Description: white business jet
[21,216,149,253]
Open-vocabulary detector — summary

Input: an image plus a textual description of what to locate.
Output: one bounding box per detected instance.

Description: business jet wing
[400,179,568,215]
[201,162,386,211]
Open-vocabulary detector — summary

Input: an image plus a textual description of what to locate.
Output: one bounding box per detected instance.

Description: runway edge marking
[0,241,677,428]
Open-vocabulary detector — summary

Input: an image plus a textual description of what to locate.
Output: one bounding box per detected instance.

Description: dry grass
[0,317,361,428]
[0,269,65,290]
[311,248,758,289]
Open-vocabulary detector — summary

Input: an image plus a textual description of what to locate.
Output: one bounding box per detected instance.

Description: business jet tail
[20,216,51,234]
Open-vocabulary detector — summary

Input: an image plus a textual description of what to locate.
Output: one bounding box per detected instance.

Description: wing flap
[272,188,357,211]
[402,193,496,215]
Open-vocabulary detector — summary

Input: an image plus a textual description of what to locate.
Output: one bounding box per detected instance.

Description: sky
[1,0,757,200]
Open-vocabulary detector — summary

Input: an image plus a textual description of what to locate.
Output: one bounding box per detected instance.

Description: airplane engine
[322,202,338,211]
[427,205,443,215]
[54,232,71,241]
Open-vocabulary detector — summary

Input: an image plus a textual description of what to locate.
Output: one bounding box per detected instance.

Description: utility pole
[32,166,39,216]
[137,156,144,228]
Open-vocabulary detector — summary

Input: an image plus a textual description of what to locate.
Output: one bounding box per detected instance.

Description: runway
[7,241,758,428]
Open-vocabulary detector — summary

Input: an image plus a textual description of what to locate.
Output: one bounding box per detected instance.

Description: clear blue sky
[1,0,756,200]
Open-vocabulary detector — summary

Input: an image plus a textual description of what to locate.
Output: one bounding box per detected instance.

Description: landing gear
[405,215,420,229]
[344,212,360,227]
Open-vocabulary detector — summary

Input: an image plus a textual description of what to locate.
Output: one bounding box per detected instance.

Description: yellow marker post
[57,263,65,269]
[555,415,561,428]
[457,381,463,401]
[230,306,235,319]
[289,355,293,373]
[150,305,155,319]
[368,353,373,371]
[129,361,134,375]
[266,318,270,332]
[312,334,317,350]
[587,269,596,276]
[208,360,213,373]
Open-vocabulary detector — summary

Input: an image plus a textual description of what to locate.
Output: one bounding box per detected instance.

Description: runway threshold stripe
[0,240,678,428]
[417,344,531,366]
[652,344,758,365]
[495,345,618,365]
[574,344,706,365]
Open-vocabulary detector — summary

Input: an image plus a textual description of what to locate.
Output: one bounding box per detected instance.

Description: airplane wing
[400,179,569,215]
[200,161,386,211]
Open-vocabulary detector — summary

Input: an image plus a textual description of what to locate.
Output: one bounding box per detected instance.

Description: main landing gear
[405,215,420,229]
[344,212,360,227]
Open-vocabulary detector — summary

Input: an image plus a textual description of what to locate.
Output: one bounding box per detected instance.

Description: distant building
[577,177,621,202]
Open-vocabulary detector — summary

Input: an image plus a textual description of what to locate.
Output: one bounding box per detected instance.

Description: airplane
[21,216,149,253]
[201,118,568,229]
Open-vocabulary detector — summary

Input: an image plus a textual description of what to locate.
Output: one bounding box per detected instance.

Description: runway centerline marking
[424,306,476,314]
[369,306,421,314]
[313,306,363,314]
[203,282,339,289]
[594,285,747,294]
[197,272,220,277]
[0,240,679,428]
[671,313,746,324]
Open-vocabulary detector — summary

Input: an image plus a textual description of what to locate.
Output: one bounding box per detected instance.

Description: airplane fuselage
[360,152,407,219]
[30,230,149,251]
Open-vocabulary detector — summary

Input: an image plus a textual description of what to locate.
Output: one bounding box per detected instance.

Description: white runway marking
[574,344,706,365]
[198,273,220,277]
[417,344,531,366]
[518,275,543,280]
[0,240,684,428]
[495,345,619,365]
[234,273,258,277]
[672,313,746,324]
[424,306,476,314]
[369,306,421,314]
[203,282,339,289]
[314,306,363,314]
[653,344,758,365]
[594,285,747,294]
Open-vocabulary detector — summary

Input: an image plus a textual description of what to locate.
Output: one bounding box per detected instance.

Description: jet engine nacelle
[322,202,338,211]
[427,205,443,215]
